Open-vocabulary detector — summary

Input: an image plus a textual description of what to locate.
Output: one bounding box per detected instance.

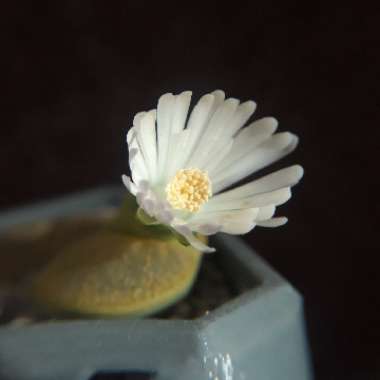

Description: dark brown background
[1,1,379,379]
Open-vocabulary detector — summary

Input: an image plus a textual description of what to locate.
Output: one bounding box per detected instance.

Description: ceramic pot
[0,186,313,380]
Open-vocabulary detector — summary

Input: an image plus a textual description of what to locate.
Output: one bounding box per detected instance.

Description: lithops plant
[26,90,303,317]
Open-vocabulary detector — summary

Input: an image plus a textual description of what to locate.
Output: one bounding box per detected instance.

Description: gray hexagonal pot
[0,186,313,380]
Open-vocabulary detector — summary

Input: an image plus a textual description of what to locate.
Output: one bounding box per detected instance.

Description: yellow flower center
[166,168,212,212]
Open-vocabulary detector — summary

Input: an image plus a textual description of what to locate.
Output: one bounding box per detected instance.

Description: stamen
[166,168,212,212]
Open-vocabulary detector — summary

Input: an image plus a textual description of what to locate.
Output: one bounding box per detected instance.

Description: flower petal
[172,225,216,253]
[200,139,234,174]
[121,175,137,195]
[200,187,291,213]
[157,93,176,178]
[212,132,299,193]
[133,111,147,128]
[135,111,158,183]
[187,97,239,168]
[181,90,225,168]
[257,217,288,227]
[126,127,149,183]
[255,205,276,221]
[162,92,193,182]
[212,165,304,201]
[210,117,278,177]
[173,94,215,171]
[228,100,257,136]
[221,220,256,234]
[219,208,259,235]
[171,91,192,134]
[189,208,259,235]
[188,223,221,235]
[156,208,174,224]
[136,192,155,217]
[194,100,256,171]
[150,200,174,224]
[163,131,185,182]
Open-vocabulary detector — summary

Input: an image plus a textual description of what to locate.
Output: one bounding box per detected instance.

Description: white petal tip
[141,111,155,123]
[121,175,136,194]
[283,131,296,142]
[126,128,135,144]
[172,225,216,253]
[274,217,288,226]
[212,89,225,98]
[258,217,288,227]
[292,165,304,181]
[201,93,215,103]
[254,117,278,134]
[290,134,299,149]
[158,93,174,104]
[266,116,278,128]
[275,132,299,151]
[242,100,257,113]
[225,97,240,107]
[180,90,192,97]
[133,112,146,127]
[147,109,157,118]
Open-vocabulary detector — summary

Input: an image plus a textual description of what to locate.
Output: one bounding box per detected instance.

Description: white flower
[122,90,303,253]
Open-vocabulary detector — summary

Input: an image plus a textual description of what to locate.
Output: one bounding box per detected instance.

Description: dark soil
[157,254,237,319]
